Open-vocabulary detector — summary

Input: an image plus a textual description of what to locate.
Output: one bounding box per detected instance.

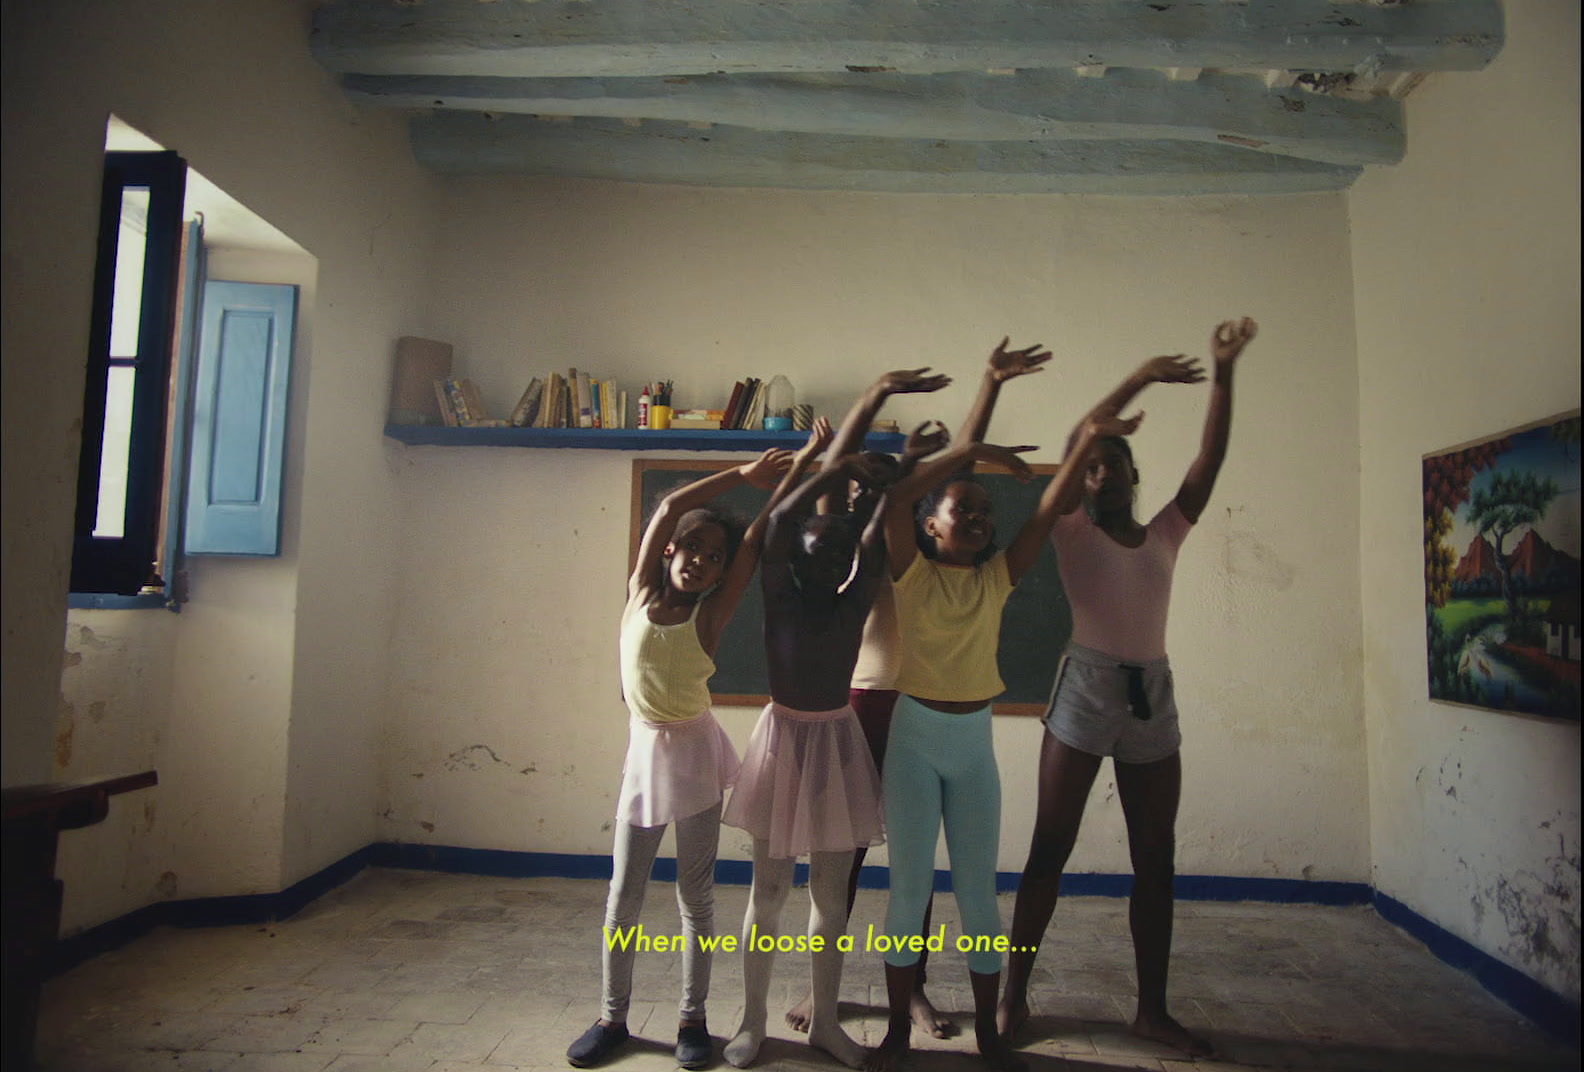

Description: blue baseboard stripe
[50,842,1575,1043]
[1373,891,1578,1045]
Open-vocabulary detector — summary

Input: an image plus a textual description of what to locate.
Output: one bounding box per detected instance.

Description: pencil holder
[792,404,813,431]
[650,405,672,430]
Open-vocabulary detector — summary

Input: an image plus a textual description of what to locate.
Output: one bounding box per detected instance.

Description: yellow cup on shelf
[650,405,672,430]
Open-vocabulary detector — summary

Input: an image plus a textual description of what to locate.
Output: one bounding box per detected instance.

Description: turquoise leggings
[881,695,1004,974]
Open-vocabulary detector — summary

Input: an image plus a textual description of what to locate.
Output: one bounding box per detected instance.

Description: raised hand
[973,442,1038,482]
[1211,317,1258,367]
[797,416,834,460]
[741,448,795,489]
[903,419,950,460]
[878,367,953,395]
[988,337,1054,383]
[1084,406,1144,441]
[1140,354,1205,385]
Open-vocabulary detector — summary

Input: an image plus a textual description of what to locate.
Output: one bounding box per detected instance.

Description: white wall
[1350,2,1581,1002]
[380,180,1370,883]
[2,0,438,931]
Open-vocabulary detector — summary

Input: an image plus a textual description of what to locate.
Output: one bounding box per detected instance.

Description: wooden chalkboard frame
[630,459,1073,716]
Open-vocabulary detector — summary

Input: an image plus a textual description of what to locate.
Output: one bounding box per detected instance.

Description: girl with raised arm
[786,348,1046,1042]
[868,340,1142,1072]
[722,369,951,1068]
[567,447,792,1070]
[997,318,1258,1059]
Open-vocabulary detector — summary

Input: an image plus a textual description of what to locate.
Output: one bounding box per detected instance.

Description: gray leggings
[602,802,722,1023]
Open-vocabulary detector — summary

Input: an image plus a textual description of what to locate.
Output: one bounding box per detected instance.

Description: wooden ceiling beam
[409,113,1361,195]
[346,68,1403,167]
[313,0,1503,79]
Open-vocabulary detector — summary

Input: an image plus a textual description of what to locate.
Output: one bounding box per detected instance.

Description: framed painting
[1423,410,1581,719]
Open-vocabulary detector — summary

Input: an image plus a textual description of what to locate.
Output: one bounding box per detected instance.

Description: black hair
[1097,435,1135,467]
[672,507,746,565]
[799,511,859,545]
[914,471,997,565]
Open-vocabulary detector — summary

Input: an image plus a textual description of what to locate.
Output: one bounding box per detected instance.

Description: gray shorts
[1042,643,1182,765]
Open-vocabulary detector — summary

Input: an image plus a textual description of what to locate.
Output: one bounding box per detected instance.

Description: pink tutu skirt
[722,703,885,859]
[616,709,740,828]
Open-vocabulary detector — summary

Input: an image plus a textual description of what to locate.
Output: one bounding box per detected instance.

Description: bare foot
[785,991,813,1033]
[863,1023,909,1072]
[910,989,956,1039]
[994,993,1028,1042]
[1132,1011,1215,1058]
[809,1019,867,1069]
[975,1022,1028,1071]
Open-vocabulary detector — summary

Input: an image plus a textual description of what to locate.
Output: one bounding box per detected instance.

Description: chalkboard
[631,460,1071,716]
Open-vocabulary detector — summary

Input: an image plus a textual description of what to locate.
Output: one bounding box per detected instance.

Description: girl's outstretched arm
[1006,407,1144,584]
[816,368,950,513]
[1175,317,1257,524]
[629,448,793,604]
[696,421,830,649]
[958,337,1052,449]
[883,438,1036,581]
[1063,352,1203,458]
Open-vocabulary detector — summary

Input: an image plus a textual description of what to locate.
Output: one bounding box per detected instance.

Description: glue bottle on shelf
[637,384,651,430]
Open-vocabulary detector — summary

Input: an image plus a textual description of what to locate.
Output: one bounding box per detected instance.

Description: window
[71,151,191,601]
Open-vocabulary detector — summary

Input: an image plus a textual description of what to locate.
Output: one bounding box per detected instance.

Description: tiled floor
[36,868,1576,1072]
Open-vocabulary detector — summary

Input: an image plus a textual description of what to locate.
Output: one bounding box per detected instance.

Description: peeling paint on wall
[445,744,513,772]
[55,710,75,767]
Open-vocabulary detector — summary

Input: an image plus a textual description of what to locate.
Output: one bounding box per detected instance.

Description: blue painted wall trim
[51,843,1575,1044]
[51,845,377,975]
[1373,891,1579,1045]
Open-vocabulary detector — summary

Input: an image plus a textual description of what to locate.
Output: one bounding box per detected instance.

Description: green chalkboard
[631,460,1071,715]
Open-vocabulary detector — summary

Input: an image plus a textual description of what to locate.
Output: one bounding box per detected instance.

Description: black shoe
[676,1022,713,1069]
[567,1020,629,1067]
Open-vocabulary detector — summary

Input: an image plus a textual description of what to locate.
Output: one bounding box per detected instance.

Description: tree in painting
[1423,413,1581,719]
[1467,471,1558,631]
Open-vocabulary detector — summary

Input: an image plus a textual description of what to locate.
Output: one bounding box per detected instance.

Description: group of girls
[566,318,1259,1071]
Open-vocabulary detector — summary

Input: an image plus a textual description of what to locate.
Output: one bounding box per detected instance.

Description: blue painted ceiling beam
[313,0,1502,193]
[348,68,1403,167]
[313,0,1503,79]
[410,113,1361,196]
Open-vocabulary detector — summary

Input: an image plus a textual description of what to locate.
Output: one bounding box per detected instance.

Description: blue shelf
[384,425,906,453]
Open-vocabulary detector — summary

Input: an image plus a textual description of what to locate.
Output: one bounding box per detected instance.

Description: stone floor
[36,868,1577,1072]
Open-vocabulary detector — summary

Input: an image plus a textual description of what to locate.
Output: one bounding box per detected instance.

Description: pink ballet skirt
[722,703,885,859]
[616,709,740,828]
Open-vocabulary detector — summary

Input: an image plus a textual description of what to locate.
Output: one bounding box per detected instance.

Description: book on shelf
[457,379,490,425]
[722,379,747,430]
[731,377,760,429]
[670,407,725,430]
[741,378,768,430]
[433,378,460,427]
[510,377,544,427]
[537,372,562,428]
[390,337,453,425]
[426,371,646,432]
[572,369,594,428]
[435,378,508,427]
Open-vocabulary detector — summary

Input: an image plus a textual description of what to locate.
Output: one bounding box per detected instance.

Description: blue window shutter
[184,280,296,555]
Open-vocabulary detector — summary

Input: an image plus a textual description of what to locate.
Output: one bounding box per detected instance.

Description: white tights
[725,838,865,1068]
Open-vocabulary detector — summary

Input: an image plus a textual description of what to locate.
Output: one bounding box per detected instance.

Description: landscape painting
[1423,410,1581,720]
